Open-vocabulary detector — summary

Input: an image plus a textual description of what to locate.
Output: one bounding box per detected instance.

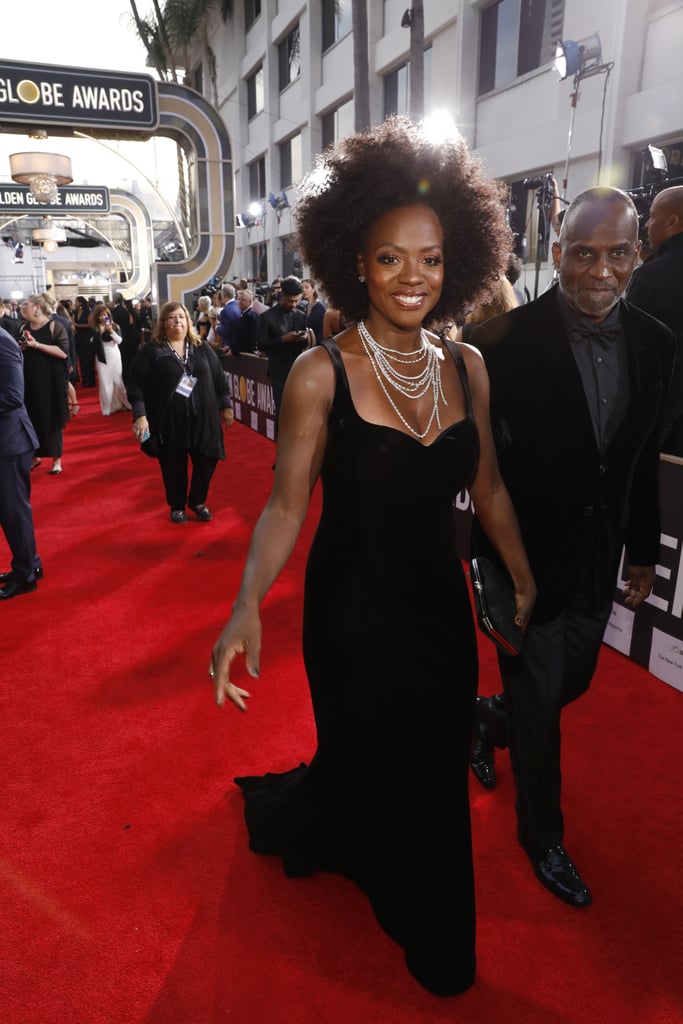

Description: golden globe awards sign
[0,184,110,215]
[0,59,158,131]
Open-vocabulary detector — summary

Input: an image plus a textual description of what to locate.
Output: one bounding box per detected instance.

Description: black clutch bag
[470,555,523,656]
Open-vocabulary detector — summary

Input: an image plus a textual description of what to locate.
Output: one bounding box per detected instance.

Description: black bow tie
[572,321,620,349]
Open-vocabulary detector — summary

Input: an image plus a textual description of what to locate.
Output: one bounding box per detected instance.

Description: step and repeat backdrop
[224,354,276,441]
[453,455,683,694]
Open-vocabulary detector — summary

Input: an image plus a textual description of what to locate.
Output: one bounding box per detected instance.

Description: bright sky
[1,2,176,212]
[9,1,151,73]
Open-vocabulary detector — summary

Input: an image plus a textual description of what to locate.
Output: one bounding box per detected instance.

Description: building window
[384,48,432,118]
[322,0,352,51]
[250,242,268,283]
[424,46,433,112]
[478,0,564,95]
[281,239,303,278]
[278,24,301,92]
[245,0,261,31]
[191,64,204,95]
[384,63,409,118]
[280,134,303,189]
[322,98,354,149]
[249,156,266,203]
[247,66,264,119]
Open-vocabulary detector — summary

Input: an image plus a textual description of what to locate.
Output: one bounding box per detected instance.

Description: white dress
[98,330,131,416]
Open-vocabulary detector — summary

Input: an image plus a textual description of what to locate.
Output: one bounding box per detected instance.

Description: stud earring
[358,274,365,283]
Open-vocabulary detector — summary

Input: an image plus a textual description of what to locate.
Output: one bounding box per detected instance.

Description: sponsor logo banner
[604,602,635,657]
[649,627,683,692]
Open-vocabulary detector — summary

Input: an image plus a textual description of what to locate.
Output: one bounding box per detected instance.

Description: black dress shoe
[170,509,188,524]
[0,578,38,600]
[189,504,212,521]
[529,845,592,907]
[470,697,496,789]
[0,567,43,583]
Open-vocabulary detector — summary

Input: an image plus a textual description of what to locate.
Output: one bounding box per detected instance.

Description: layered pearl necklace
[357,319,447,440]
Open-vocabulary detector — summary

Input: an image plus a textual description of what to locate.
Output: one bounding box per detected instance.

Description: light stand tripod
[532,176,553,299]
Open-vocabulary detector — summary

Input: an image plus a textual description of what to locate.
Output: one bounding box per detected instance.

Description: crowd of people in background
[0,276,332,532]
[0,175,681,596]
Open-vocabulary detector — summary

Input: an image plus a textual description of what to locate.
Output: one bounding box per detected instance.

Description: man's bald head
[559,187,639,246]
[646,185,683,252]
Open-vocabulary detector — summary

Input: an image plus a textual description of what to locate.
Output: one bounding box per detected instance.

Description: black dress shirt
[558,291,629,451]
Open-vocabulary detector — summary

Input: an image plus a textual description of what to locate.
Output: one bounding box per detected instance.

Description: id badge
[175,374,197,397]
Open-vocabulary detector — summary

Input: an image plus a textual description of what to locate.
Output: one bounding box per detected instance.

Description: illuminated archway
[0,60,235,305]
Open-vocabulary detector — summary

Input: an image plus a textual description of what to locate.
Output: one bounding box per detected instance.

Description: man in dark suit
[231,289,259,356]
[215,284,241,353]
[0,298,20,339]
[470,188,675,906]
[257,275,308,434]
[627,185,683,455]
[0,326,42,600]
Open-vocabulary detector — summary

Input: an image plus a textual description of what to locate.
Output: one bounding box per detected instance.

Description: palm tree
[352,0,370,133]
[127,0,233,248]
[408,0,425,120]
[128,0,231,96]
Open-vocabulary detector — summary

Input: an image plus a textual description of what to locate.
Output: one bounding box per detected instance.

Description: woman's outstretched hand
[210,606,262,711]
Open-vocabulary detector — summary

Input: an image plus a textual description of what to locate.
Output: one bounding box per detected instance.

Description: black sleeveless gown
[236,339,480,995]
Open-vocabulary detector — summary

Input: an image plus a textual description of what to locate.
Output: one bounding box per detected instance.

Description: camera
[523,173,554,190]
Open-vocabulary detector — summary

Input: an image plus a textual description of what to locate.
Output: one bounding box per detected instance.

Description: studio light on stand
[238,202,265,236]
[9,152,73,204]
[554,34,602,82]
[523,173,557,299]
[554,32,614,198]
[268,191,290,224]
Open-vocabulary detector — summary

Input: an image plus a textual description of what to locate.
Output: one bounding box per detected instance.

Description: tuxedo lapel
[529,289,598,454]
[605,301,662,456]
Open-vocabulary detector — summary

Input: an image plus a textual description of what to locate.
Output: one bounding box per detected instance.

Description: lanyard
[166,340,190,371]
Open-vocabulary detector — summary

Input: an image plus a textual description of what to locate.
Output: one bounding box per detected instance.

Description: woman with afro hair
[210,116,535,996]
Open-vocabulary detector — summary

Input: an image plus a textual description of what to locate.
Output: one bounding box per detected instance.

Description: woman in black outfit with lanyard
[127,301,234,523]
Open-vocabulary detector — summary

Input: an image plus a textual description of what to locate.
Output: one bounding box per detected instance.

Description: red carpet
[2,388,682,1024]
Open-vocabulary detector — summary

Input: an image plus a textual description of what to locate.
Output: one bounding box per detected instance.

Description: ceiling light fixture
[9,151,73,204]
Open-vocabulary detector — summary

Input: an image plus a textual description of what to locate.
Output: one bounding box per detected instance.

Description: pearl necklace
[357,319,447,440]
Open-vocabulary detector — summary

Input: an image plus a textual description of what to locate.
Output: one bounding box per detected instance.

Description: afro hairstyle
[295,115,512,327]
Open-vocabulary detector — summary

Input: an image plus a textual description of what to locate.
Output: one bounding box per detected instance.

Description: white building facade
[184,0,683,294]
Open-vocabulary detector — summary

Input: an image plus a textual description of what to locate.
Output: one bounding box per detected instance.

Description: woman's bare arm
[210,346,335,709]
[461,343,536,626]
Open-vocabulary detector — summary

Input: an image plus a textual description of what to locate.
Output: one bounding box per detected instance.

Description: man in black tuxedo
[257,275,308,435]
[470,188,675,906]
[627,185,683,456]
[0,326,42,600]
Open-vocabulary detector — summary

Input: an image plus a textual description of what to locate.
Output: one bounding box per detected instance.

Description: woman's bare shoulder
[286,344,336,398]
[455,340,485,374]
